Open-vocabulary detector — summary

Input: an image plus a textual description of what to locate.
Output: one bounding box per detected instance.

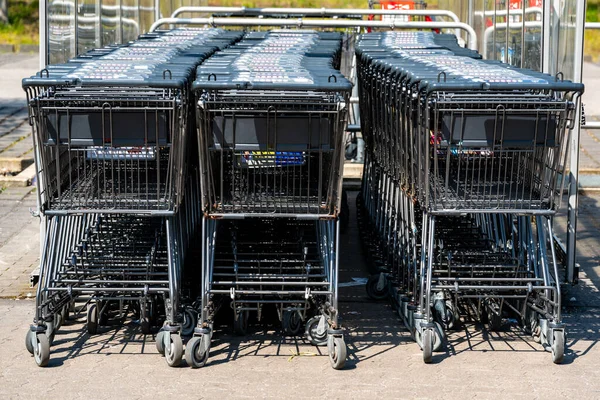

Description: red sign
[507,0,543,8]
[380,0,415,11]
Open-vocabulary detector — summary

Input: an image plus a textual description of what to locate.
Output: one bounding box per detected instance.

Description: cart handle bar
[170,6,461,24]
[149,17,478,50]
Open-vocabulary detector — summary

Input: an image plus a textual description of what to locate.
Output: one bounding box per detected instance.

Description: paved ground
[1,192,600,399]
[0,53,38,175]
[3,55,600,398]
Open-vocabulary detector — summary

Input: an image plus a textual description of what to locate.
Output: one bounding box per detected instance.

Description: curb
[0,44,39,54]
[0,158,33,174]
[0,162,36,187]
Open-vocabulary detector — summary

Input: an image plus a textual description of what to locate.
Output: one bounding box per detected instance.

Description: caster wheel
[552,331,565,364]
[98,302,108,326]
[282,310,303,336]
[422,329,433,364]
[141,317,151,334]
[46,320,56,345]
[54,310,64,330]
[366,273,388,301]
[185,335,210,368]
[33,333,50,367]
[25,329,34,355]
[487,311,502,332]
[305,316,328,346]
[156,330,165,356]
[327,335,347,370]
[532,325,542,343]
[87,304,98,335]
[432,322,445,352]
[233,311,249,336]
[61,305,69,324]
[181,308,197,337]
[164,333,183,367]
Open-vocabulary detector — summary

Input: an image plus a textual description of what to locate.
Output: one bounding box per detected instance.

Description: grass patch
[0,0,39,46]
[587,1,600,63]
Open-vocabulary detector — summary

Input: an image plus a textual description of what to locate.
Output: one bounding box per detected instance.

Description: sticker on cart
[86,147,156,161]
[238,151,305,168]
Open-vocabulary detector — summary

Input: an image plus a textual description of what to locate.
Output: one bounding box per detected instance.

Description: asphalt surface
[1,55,600,399]
[0,192,600,399]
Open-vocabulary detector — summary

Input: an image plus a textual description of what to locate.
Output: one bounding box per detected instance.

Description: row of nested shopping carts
[22,27,352,369]
[22,24,583,369]
[355,31,583,363]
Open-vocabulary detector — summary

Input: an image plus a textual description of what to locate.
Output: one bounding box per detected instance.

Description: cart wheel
[185,335,210,369]
[366,273,388,300]
[25,329,34,355]
[46,320,55,345]
[233,310,249,336]
[164,333,183,367]
[155,330,165,356]
[487,310,502,332]
[61,305,69,324]
[552,330,565,364]
[98,302,108,326]
[305,316,328,346]
[431,321,445,352]
[33,333,50,367]
[282,310,303,336]
[327,335,347,370]
[87,304,98,335]
[181,308,197,337]
[422,329,433,364]
[445,301,460,330]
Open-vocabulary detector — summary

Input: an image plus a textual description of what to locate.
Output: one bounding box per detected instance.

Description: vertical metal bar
[520,0,525,68]
[39,0,47,68]
[542,0,552,73]
[74,0,79,55]
[567,0,587,283]
[505,0,509,65]
[97,0,103,47]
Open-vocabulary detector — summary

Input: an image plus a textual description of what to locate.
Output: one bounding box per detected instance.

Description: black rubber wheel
[422,329,433,364]
[552,330,565,364]
[181,308,197,337]
[33,333,50,367]
[155,330,165,355]
[366,273,388,301]
[185,336,210,368]
[282,310,303,336]
[98,301,108,326]
[25,329,34,355]
[233,311,249,336]
[305,316,328,346]
[487,310,502,332]
[328,336,347,370]
[87,304,98,335]
[164,333,183,367]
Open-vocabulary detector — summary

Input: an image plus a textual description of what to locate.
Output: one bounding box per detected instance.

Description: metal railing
[150,17,478,50]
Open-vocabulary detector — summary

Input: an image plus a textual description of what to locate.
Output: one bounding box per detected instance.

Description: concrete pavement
[2,53,600,399]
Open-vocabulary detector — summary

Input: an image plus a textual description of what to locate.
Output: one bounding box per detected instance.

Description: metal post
[542,0,551,73]
[39,0,47,69]
[567,0,587,283]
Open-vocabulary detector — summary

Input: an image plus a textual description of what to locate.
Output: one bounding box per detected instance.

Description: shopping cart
[190,31,352,369]
[22,28,242,367]
[355,31,583,363]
